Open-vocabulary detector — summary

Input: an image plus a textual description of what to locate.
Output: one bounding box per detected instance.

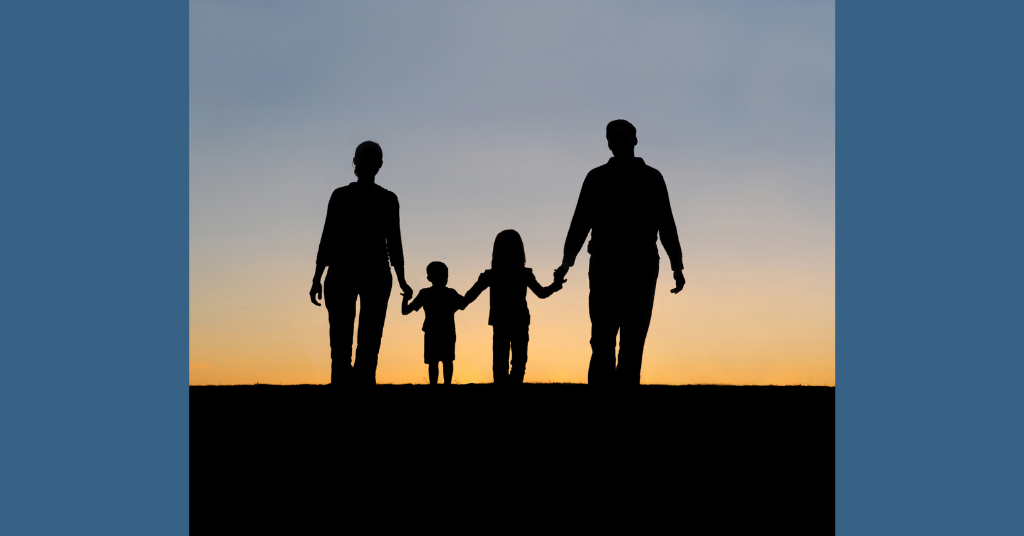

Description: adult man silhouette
[309,141,413,387]
[554,120,685,385]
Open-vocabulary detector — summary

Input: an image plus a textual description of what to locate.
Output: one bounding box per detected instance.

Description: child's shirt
[406,286,464,334]
[463,267,559,326]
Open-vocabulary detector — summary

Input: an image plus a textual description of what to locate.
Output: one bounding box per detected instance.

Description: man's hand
[310,279,323,306]
[553,263,570,285]
[399,281,413,297]
[671,269,685,294]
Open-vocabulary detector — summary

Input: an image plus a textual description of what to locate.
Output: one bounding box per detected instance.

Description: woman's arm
[310,190,340,306]
[310,264,327,306]
[385,193,412,296]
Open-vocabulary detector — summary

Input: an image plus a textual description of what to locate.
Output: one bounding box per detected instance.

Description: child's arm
[528,271,564,299]
[461,273,489,310]
[452,290,466,313]
[402,290,422,315]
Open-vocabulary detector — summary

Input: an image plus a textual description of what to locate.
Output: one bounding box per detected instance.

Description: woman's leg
[353,269,393,386]
[509,326,530,384]
[325,271,357,387]
[428,363,439,385]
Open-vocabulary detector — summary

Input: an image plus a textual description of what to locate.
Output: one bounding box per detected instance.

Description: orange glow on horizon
[189,253,834,386]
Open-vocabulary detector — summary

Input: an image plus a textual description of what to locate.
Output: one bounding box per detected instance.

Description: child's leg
[425,332,438,385]
[509,325,529,384]
[442,360,453,385]
[492,326,510,384]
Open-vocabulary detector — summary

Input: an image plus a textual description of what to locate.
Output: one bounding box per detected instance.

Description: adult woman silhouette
[309,141,413,387]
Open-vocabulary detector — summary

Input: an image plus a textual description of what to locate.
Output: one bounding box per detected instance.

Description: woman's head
[491,229,526,269]
[352,141,383,179]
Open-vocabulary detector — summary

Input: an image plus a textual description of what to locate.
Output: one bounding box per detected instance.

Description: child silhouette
[402,262,465,385]
[462,230,565,384]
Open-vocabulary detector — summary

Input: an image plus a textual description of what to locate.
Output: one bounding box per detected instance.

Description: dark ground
[191,384,834,527]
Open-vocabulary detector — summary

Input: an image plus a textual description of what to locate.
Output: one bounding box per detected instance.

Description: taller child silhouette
[309,141,413,387]
[554,120,686,385]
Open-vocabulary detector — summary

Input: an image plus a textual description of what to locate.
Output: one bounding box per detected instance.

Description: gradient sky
[189,1,834,386]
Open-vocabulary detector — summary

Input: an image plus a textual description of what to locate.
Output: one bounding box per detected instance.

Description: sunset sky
[189,1,834,386]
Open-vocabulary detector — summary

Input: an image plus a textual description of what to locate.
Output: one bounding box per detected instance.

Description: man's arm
[555,173,594,281]
[653,172,685,293]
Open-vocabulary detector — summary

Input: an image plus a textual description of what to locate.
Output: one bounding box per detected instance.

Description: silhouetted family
[310,119,685,387]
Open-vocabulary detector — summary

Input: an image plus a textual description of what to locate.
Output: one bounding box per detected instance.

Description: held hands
[550,264,683,293]
[400,290,413,315]
[550,264,569,293]
[553,263,570,285]
[671,269,685,294]
[309,279,323,306]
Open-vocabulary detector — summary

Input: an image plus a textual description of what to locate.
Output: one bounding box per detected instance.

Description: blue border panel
[0,2,187,534]
[839,1,1023,534]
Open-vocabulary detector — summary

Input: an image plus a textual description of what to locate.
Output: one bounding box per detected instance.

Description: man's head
[606,119,637,158]
[353,141,383,179]
[426,261,449,287]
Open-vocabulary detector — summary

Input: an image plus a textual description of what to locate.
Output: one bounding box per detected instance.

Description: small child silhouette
[402,262,465,385]
[462,230,565,385]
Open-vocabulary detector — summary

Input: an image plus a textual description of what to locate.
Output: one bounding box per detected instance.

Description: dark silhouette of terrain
[190,384,833,525]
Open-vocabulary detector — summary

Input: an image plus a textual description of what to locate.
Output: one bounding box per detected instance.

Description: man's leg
[353,270,393,386]
[492,326,510,385]
[509,326,529,384]
[588,259,619,385]
[616,262,659,385]
[325,272,356,387]
[428,362,439,385]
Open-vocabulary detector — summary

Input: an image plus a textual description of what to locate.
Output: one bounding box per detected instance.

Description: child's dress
[463,267,560,383]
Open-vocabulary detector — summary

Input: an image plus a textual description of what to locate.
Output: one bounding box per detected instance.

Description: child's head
[426,261,448,286]
[491,230,526,269]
